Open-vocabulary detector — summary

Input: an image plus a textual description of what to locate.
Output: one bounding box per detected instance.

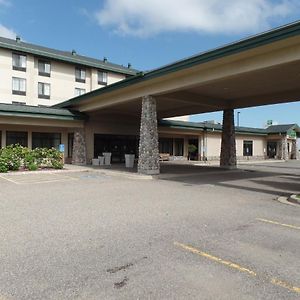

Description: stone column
[138,95,160,175]
[220,109,237,169]
[291,139,298,159]
[72,128,87,165]
[278,136,288,160]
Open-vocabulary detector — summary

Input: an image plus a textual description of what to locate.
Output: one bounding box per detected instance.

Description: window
[98,71,108,85]
[75,88,86,96]
[75,67,86,83]
[12,77,26,95]
[174,138,184,156]
[38,82,51,99]
[6,131,28,147]
[159,138,173,155]
[243,140,253,156]
[32,132,61,149]
[12,53,26,71]
[12,101,26,106]
[38,60,51,77]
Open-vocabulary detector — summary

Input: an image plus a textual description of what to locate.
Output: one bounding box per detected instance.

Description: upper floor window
[75,88,86,97]
[38,60,51,77]
[75,67,86,83]
[12,53,26,71]
[98,71,108,85]
[12,77,26,95]
[243,140,253,156]
[38,82,51,99]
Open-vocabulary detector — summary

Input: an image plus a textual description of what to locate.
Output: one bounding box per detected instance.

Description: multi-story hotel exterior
[0,21,300,174]
[0,36,137,106]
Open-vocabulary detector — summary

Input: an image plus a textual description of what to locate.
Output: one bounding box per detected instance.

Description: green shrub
[0,145,63,172]
[28,163,38,171]
[0,157,9,173]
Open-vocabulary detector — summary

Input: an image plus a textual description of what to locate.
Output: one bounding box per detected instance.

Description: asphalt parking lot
[0,161,299,299]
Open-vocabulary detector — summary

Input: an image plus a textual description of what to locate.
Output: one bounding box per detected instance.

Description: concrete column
[72,128,87,165]
[27,131,32,149]
[138,95,160,175]
[1,130,6,147]
[198,135,202,161]
[220,109,237,169]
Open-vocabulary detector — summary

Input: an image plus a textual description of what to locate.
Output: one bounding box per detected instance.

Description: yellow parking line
[174,242,300,295]
[174,241,256,276]
[271,278,300,294]
[256,218,300,230]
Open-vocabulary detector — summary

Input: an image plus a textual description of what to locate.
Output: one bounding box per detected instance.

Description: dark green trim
[159,120,268,135]
[0,37,138,76]
[55,20,300,109]
[0,103,87,121]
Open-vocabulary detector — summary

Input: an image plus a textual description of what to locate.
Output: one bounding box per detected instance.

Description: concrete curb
[2,167,154,180]
[288,194,300,205]
[277,196,300,207]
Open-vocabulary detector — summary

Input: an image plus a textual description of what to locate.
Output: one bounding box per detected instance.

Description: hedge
[0,144,63,173]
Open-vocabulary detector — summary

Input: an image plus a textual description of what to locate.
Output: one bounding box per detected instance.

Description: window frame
[75,67,86,83]
[75,88,86,97]
[12,77,26,96]
[243,140,253,156]
[98,70,108,85]
[38,82,51,99]
[38,60,51,77]
[6,131,28,147]
[12,52,27,72]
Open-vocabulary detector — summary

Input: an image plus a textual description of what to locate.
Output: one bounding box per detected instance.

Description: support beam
[72,128,87,165]
[220,109,237,169]
[138,95,160,175]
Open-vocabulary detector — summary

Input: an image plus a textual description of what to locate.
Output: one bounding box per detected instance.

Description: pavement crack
[107,263,134,274]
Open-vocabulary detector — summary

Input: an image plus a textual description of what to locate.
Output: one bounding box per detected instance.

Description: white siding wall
[0,48,127,106]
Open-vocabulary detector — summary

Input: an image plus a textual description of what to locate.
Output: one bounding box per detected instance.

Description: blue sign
[59,144,65,153]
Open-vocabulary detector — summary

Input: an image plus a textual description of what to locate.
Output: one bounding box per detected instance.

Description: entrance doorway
[267,141,277,158]
[94,134,138,163]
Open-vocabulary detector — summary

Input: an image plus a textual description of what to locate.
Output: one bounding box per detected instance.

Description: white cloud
[0,0,16,39]
[96,0,299,37]
[0,24,16,38]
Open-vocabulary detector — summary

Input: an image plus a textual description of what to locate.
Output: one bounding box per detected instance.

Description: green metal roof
[0,36,138,76]
[54,20,300,109]
[0,103,87,121]
[159,120,267,135]
[266,124,300,134]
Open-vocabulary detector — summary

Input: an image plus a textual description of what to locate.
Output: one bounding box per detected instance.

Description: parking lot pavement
[0,162,299,299]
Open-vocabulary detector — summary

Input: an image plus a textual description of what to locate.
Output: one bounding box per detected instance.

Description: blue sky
[1,0,300,127]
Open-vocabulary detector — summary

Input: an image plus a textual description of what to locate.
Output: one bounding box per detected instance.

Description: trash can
[98,156,104,166]
[92,158,99,166]
[103,152,112,166]
[125,154,135,168]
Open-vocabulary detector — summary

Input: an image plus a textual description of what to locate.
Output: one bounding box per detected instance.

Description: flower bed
[0,144,63,173]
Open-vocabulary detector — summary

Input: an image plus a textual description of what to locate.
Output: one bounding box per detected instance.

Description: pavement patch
[256,218,300,230]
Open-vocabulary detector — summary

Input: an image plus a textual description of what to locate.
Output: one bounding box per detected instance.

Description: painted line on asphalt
[271,278,300,294]
[0,175,21,184]
[256,218,300,230]
[174,241,256,276]
[0,174,78,185]
[174,242,300,295]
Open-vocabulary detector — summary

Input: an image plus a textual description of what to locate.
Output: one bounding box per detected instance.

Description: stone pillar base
[72,128,87,165]
[220,109,237,168]
[138,95,160,175]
